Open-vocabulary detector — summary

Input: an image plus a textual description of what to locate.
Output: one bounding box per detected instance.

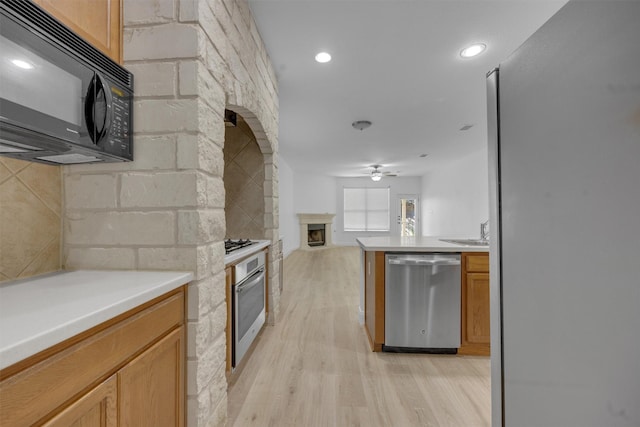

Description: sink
[440,238,489,247]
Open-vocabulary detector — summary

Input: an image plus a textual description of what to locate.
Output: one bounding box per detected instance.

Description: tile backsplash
[0,157,61,281]
[224,118,266,239]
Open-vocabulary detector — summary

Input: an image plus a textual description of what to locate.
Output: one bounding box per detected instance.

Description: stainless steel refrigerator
[487,2,640,426]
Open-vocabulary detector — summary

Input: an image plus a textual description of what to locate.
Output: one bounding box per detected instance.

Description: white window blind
[343,187,390,231]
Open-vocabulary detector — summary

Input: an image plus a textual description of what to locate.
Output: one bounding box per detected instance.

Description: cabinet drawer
[0,290,184,426]
[465,254,489,272]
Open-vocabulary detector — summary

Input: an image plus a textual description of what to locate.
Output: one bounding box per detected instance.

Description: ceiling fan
[369,165,397,181]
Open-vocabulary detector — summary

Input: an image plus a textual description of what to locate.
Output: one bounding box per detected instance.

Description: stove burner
[225,239,254,254]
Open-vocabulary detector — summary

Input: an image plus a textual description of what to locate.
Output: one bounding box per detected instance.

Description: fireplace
[307,224,325,246]
[297,213,335,250]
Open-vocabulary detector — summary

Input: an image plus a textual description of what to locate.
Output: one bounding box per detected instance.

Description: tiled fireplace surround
[0,1,280,426]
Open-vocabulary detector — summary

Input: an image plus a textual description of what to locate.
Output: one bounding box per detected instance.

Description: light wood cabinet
[43,375,118,427]
[364,251,385,351]
[119,328,184,427]
[459,253,491,356]
[34,0,123,63]
[0,287,186,426]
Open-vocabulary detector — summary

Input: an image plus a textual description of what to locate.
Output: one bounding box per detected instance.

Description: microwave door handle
[84,75,97,144]
[236,268,265,294]
[84,73,112,145]
[94,73,112,143]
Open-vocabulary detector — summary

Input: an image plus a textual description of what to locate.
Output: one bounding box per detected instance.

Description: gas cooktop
[224,239,255,254]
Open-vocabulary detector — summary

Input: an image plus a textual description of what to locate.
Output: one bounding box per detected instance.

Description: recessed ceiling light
[315,52,331,63]
[459,124,474,131]
[11,59,34,69]
[419,154,428,158]
[460,43,486,58]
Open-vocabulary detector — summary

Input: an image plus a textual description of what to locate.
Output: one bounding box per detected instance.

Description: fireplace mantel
[297,213,335,225]
[297,213,335,250]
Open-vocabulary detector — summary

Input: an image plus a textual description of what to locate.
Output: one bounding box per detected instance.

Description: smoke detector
[352,120,372,131]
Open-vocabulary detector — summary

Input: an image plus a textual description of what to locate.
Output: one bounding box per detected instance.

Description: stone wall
[63,1,279,425]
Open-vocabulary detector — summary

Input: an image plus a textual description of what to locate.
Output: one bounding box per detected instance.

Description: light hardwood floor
[228,247,490,427]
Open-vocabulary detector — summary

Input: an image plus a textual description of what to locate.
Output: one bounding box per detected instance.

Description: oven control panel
[234,251,266,283]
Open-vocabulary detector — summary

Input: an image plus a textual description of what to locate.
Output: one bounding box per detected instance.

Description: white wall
[280,170,424,249]
[421,147,489,237]
[277,156,297,257]
[334,176,422,246]
[293,173,337,248]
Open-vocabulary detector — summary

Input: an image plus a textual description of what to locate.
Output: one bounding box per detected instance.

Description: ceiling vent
[352,120,372,131]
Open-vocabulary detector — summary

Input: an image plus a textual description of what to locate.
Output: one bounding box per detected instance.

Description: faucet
[480,220,490,241]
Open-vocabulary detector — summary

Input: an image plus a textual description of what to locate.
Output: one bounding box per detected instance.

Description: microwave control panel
[103,82,132,160]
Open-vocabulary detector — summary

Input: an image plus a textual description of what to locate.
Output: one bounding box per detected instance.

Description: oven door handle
[235,268,265,294]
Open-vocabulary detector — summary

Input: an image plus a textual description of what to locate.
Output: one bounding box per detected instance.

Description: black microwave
[0,1,133,165]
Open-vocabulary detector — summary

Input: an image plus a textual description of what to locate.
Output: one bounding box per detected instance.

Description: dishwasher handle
[388,257,460,266]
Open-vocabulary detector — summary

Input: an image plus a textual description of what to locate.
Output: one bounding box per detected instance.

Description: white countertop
[224,240,271,265]
[0,270,193,371]
[356,236,489,252]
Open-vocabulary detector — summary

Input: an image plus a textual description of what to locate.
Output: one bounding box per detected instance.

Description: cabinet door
[36,0,122,63]
[119,327,184,427]
[43,375,117,427]
[465,272,491,345]
[364,251,385,351]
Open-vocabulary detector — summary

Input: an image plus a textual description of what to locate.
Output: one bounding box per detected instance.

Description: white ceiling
[248,0,567,178]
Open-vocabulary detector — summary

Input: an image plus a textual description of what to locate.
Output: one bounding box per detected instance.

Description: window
[343,187,390,231]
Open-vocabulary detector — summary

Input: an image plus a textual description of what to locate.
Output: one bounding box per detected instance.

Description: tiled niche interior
[224,116,265,239]
[0,157,61,281]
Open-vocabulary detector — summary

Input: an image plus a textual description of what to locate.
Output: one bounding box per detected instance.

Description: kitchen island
[356,235,489,253]
[356,236,490,355]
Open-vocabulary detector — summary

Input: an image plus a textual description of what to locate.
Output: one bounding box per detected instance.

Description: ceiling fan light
[371,170,382,181]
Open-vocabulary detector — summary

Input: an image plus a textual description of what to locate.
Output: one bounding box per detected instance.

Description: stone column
[64,1,279,426]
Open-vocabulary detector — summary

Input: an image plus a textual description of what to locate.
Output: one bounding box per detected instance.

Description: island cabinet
[0,287,186,426]
[34,0,123,63]
[459,253,491,356]
[364,251,385,351]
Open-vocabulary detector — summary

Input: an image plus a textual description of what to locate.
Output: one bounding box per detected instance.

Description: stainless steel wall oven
[232,250,266,369]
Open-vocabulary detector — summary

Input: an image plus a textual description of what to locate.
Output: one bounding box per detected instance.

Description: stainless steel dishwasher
[385,253,461,353]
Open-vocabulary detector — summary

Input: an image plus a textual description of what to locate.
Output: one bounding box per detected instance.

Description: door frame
[392,193,420,237]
